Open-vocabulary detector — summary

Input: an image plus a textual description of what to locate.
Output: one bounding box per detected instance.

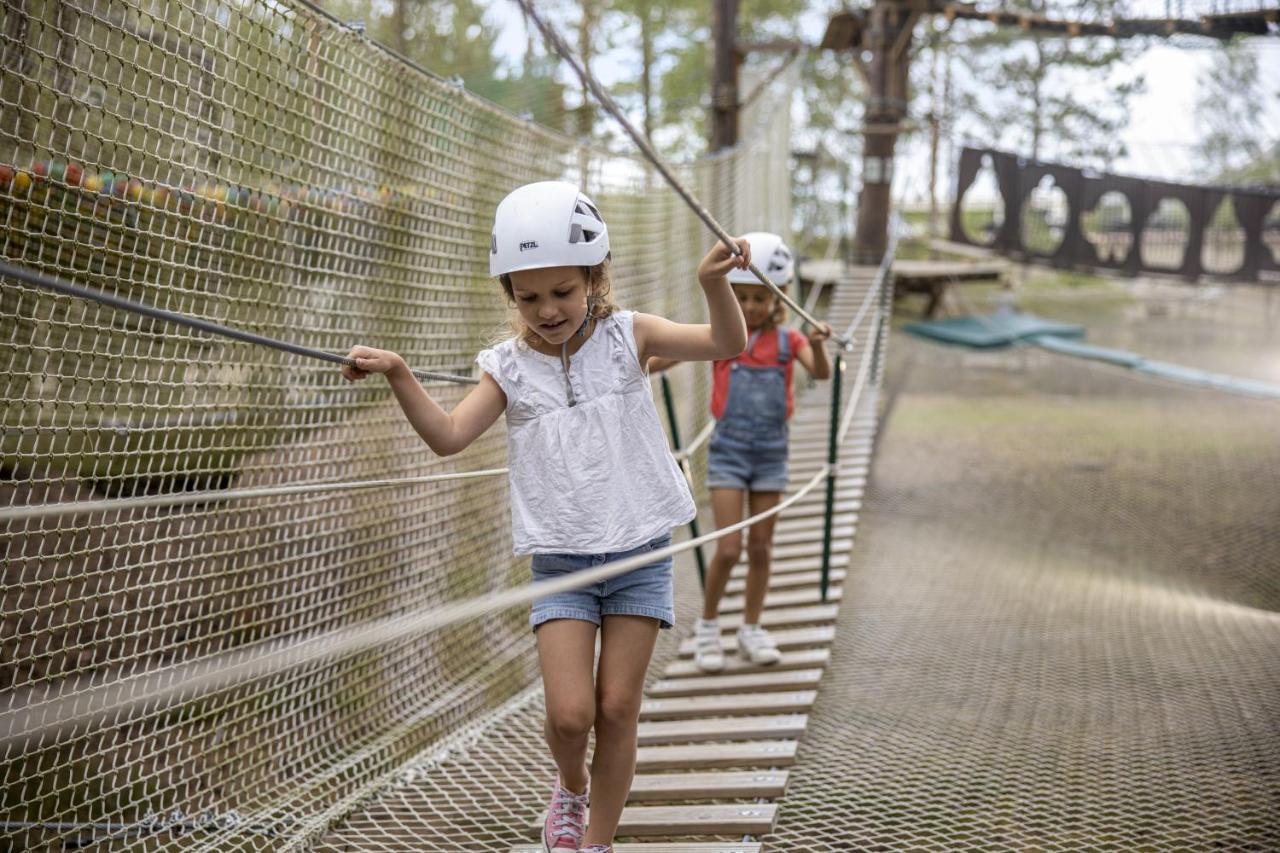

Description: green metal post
[820,353,844,601]
[660,374,707,588]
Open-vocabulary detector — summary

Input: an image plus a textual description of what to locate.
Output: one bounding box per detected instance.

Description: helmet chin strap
[558,294,596,408]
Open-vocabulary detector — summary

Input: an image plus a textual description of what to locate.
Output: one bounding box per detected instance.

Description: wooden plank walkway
[504,265,885,851]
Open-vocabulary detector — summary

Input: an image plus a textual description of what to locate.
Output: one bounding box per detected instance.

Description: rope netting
[309,256,886,853]
[0,0,797,848]
[765,278,1280,851]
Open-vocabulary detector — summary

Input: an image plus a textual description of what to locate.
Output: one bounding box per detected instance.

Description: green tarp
[904,311,1280,401]
[903,312,1084,348]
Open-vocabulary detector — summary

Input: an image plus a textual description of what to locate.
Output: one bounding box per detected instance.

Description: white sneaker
[737,623,782,666]
[693,618,725,672]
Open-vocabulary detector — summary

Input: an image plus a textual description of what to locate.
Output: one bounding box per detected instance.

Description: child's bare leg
[536,619,599,794]
[584,615,661,846]
[743,491,782,625]
[702,487,746,619]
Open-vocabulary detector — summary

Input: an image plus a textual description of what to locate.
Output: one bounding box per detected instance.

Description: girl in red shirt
[652,232,831,671]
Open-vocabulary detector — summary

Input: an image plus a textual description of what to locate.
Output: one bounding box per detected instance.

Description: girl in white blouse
[342,181,748,853]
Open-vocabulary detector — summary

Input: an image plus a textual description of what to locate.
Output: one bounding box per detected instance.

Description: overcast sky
[481,3,1278,187]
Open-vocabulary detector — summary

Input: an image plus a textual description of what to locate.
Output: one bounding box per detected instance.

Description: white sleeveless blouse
[475,310,696,555]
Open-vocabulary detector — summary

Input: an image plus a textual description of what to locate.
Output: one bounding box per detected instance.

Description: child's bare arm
[634,237,750,363]
[342,347,506,456]
[795,323,833,380]
[647,356,681,373]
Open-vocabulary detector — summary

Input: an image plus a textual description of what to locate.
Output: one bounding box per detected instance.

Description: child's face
[509,265,590,346]
[733,283,780,329]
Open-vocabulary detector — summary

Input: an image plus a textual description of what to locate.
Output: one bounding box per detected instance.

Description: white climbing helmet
[489,181,610,277]
[727,231,794,286]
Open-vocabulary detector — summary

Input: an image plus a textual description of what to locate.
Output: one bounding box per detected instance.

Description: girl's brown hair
[497,258,619,346]
[737,283,788,331]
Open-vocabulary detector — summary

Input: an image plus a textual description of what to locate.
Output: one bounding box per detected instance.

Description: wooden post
[711,0,740,152]
[853,0,916,264]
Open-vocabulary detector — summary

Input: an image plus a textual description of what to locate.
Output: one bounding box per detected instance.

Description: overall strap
[776,327,791,365]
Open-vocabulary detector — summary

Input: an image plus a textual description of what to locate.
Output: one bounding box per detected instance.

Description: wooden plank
[648,668,824,698]
[663,648,829,680]
[735,539,851,563]
[532,805,776,836]
[636,739,798,771]
[788,466,868,482]
[640,690,817,720]
[719,585,843,614]
[725,569,846,594]
[782,499,861,519]
[731,554,849,578]
[789,487,864,504]
[513,844,762,853]
[537,804,776,837]
[894,258,1006,284]
[636,714,809,745]
[771,526,854,546]
[774,515,858,534]
[786,484,864,501]
[787,464,869,479]
[678,625,835,657]
[628,769,789,801]
[716,604,839,631]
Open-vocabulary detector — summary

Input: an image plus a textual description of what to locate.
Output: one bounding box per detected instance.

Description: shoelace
[549,786,588,839]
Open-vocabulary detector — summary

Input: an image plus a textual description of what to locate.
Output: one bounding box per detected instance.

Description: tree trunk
[853,0,915,264]
[640,0,654,141]
[393,0,408,54]
[710,0,739,151]
[577,0,597,139]
[1030,37,1044,160]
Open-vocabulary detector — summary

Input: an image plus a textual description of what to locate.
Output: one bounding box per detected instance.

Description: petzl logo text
[520,240,539,251]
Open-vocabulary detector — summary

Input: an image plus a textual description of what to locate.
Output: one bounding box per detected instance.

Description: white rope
[0,469,511,523]
[673,418,717,462]
[2,464,831,748]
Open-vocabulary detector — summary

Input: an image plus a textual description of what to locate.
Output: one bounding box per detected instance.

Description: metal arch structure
[949,146,1280,282]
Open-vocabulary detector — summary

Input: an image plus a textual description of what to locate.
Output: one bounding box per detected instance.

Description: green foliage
[317,0,570,129]
[1196,38,1280,186]
[944,0,1145,166]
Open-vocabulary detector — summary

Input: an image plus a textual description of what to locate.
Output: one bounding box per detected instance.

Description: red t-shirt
[711,327,809,420]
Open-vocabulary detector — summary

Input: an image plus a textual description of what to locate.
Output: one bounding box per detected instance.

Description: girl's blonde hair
[496,259,619,345]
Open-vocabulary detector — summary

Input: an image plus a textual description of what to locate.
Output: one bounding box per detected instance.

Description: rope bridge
[0,0,802,848]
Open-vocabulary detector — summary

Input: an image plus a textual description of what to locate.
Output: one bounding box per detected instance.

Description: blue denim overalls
[707,329,792,491]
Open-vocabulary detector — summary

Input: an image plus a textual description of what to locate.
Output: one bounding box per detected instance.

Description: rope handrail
[842,223,900,343]
[673,418,716,462]
[0,260,479,386]
[1,462,831,748]
[0,469,511,523]
[512,0,852,350]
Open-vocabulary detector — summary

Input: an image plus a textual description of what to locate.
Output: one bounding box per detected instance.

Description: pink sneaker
[542,777,588,852]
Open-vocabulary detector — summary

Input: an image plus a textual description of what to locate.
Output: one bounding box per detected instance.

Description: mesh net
[308,259,884,853]
[764,276,1280,851]
[0,1,797,849]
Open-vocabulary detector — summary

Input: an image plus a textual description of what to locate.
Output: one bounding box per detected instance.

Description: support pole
[661,374,707,587]
[711,0,740,152]
[853,1,916,264]
[820,353,844,602]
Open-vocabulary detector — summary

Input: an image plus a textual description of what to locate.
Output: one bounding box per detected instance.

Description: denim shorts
[707,430,790,492]
[529,533,674,631]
